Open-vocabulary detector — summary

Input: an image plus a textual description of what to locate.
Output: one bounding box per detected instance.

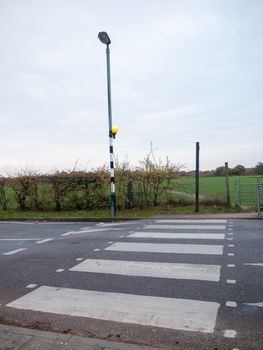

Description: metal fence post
[225,162,230,208]
[234,178,237,207]
[256,177,260,216]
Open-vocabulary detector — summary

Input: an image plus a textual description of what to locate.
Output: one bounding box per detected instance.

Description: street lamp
[98,31,117,217]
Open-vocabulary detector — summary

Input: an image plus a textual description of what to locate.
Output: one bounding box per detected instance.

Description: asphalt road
[0,219,262,350]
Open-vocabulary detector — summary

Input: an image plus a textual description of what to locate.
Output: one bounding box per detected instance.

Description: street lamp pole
[98,31,117,216]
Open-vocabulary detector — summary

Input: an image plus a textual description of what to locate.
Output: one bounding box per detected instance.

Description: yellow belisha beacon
[112,125,118,139]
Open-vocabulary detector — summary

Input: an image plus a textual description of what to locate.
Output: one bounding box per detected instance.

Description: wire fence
[234,176,263,215]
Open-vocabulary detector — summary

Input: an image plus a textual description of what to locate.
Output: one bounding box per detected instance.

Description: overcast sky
[0,0,262,173]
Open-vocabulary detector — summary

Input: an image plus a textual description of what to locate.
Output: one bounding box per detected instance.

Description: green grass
[0,208,156,219]
[176,176,263,201]
[0,204,245,220]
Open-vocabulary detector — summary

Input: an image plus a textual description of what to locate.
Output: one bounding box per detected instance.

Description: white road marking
[156,219,227,224]
[69,259,221,282]
[228,244,235,247]
[227,264,235,268]
[129,232,225,240]
[226,301,237,307]
[98,222,133,227]
[36,238,54,244]
[7,286,220,333]
[61,228,116,236]
[228,233,233,235]
[227,279,236,284]
[0,238,39,241]
[244,263,263,267]
[228,253,235,256]
[94,249,100,252]
[145,225,226,230]
[26,284,38,289]
[224,329,237,338]
[105,242,223,255]
[244,302,263,307]
[107,241,113,244]
[76,258,84,261]
[62,228,123,236]
[119,235,124,238]
[56,269,64,273]
[227,238,233,241]
[3,248,27,255]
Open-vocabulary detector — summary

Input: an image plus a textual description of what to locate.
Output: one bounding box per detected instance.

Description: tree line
[180,162,263,177]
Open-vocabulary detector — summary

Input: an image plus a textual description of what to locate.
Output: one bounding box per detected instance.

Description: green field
[176,176,262,204]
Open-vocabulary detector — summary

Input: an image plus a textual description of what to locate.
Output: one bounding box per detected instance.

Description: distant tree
[200,170,213,177]
[231,164,246,176]
[214,166,225,176]
[255,162,263,175]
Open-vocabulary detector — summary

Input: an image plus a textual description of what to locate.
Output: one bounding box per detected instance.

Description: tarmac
[0,211,261,350]
[0,324,161,350]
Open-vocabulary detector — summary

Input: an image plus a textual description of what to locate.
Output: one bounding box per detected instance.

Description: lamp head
[98,31,111,45]
[112,125,118,139]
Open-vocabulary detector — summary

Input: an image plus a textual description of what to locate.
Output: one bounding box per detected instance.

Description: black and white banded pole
[98,31,117,216]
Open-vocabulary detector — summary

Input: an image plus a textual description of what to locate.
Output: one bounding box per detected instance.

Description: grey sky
[0,0,262,173]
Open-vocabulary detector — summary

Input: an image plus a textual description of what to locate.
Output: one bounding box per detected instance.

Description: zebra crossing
[7,219,229,335]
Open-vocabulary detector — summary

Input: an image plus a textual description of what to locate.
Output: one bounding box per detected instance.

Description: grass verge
[0,205,246,220]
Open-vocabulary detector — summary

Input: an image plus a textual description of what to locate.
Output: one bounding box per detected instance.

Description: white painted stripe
[3,248,27,255]
[7,286,220,333]
[145,225,226,230]
[61,228,121,236]
[226,301,237,307]
[224,329,237,338]
[244,263,263,267]
[156,220,227,224]
[105,242,223,255]
[244,302,263,307]
[56,269,64,273]
[100,222,136,227]
[26,284,38,289]
[129,232,225,240]
[36,238,54,244]
[69,259,221,282]
[227,280,236,284]
[0,238,39,241]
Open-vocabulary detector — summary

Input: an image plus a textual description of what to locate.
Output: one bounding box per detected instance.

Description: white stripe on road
[36,238,54,244]
[3,248,27,255]
[145,225,226,230]
[61,228,121,236]
[244,302,263,307]
[156,220,227,224]
[7,286,219,333]
[129,232,225,240]
[105,242,223,255]
[99,222,138,227]
[0,238,39,241]
[69,259,221,281]
[243,263,263,267]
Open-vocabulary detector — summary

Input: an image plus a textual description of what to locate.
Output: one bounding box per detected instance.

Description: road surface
[0,219,262,349]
